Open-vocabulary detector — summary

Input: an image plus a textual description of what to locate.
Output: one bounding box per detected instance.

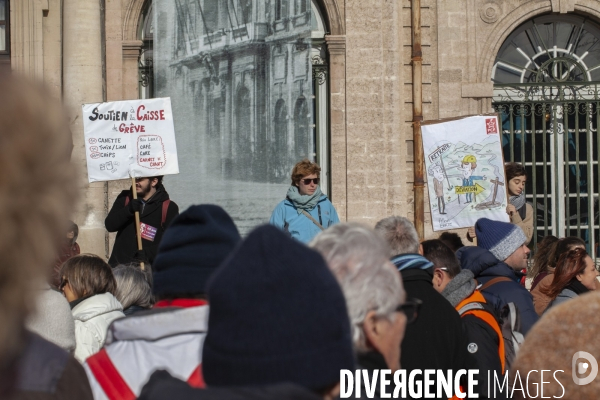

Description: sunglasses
[301,178,320,185]
[396,298,422,324]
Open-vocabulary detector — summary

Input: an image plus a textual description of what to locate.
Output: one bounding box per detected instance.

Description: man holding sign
[105,176,179,266]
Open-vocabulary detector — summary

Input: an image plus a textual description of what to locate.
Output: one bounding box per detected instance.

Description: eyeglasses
[301,178,320,185]
[396,298,422,324]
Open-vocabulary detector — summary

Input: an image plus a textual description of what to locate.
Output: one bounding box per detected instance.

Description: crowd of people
[3,74,600,400]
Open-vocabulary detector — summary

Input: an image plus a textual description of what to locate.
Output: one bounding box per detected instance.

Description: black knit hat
[202,224,354,390]
[152,204,241,297]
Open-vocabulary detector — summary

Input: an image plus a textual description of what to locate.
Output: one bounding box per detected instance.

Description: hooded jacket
[269,194,339,243]
[456,246,538,335]
[72,293,124,363]
[84,303,208,400]
[105,186,179,266]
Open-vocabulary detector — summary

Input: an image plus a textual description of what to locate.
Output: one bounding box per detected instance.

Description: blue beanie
[475,218,527,261]
[202,224,354,390]
[152,205,241,297]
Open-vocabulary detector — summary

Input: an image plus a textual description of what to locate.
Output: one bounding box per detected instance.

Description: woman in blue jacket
[270,159,339,243]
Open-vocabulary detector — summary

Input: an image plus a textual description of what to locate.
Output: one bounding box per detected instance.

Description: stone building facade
[9,0,600,257]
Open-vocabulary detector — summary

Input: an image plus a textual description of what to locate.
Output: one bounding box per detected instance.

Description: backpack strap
[87,349,136,400]
[87,349,205,400]
[460,307,506,374]
[479,276,513,292]
[161,199,171,229]
[301,210,325,231]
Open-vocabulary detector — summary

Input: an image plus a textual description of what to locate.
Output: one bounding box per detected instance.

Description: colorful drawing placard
[421,115,510,231]
[82,98,179,183]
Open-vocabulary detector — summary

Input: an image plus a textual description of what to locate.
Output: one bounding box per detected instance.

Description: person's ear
[363,310,385,354]
[418,243,424,255]
[151,178,159,188]
[576,273,584,282]
[432,268,444,287]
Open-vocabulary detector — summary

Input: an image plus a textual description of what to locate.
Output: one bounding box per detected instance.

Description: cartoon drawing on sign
[421,115,509,231]
[456,155,486,203]
[428,163,446,214]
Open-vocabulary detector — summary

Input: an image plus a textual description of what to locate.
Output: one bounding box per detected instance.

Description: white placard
[421,115,510,231]
[82,98,179,183]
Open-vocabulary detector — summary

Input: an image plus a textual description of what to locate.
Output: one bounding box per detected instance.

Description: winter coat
[398,268,476,400]
[441,270,505,399]
[139,370,323,400]
[105,186,179,266]
[269,194,339,243]
[531,273,553,315]
[456,246,538,335]
[25,284,76,352]
[72,293,124,363]
[509,203,534,244]
[84,302,208,400]
[545,288,578,311]
[8,332,93,400]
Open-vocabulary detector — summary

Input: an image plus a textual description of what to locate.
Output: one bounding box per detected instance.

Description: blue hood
[456,246,518,282]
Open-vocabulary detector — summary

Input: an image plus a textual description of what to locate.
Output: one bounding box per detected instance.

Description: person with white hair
[375,216,476,399]
[311,223,419,397]
[113,264,154,315]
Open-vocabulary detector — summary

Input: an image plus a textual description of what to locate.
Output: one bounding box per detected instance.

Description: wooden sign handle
[131,176,145,271]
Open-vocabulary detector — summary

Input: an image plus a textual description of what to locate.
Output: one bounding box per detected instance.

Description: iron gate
[493,82,600,255]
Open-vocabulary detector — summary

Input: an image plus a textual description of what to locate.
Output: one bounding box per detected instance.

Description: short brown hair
[291,159,321,186]
[60,254,117,298]
[505,162,527,181]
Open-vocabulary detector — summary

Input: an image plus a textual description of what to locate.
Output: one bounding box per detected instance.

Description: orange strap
[462,309,506,374]
[87,349,205,400]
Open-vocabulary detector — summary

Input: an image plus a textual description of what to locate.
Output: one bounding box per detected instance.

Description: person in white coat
[59,254,124,363]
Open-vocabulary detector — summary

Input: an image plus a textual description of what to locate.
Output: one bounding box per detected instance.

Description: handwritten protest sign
[82,98,179,183]
[421,114,509,231]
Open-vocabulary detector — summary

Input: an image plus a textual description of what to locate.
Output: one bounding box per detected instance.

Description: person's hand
[506,204,516,216]
[133,249,149,263]
[128,199,143,214]
[467,227,476,240]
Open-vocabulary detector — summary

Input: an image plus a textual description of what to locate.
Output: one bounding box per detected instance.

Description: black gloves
[128,199,143,214]
[133,249,149,263]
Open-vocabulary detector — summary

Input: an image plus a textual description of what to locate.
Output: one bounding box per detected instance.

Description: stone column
[325,34,347,221]
[63,0,107,258]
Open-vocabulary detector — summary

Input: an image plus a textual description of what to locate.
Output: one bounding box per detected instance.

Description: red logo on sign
[485,118,498,134]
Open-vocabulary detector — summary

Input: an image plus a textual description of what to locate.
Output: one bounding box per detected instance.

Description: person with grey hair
[310,223,419,379]
[113,264,154,315]
[375,216,476,399]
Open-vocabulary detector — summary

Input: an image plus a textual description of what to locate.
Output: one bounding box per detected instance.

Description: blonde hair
[0,73,77,369]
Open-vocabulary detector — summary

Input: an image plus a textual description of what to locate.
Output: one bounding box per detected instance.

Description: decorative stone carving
[480,2,501,24]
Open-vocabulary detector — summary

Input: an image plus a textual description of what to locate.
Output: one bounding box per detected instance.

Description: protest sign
[421,114,510,231]
[82,98,179,183]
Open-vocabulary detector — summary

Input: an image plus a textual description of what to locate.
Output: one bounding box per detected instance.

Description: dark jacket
[7,332,93,400]
[139,370,323,400]
[399,268,476,400]
[105,186,178,266]
[456,246,538,335]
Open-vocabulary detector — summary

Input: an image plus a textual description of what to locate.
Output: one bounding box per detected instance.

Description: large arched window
[274,99,288,178]
[275,0,287,20]
[235,86,252,177]
[138,1,153,99]
[492,14,600,253]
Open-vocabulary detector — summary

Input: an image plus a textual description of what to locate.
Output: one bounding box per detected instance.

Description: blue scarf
[286,185,322,215]
[391,253,434,272]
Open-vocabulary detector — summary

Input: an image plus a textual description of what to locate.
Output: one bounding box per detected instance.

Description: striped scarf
[391,253,434,272]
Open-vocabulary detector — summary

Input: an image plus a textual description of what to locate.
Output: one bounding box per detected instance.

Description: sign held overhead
[82,98,179,183]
